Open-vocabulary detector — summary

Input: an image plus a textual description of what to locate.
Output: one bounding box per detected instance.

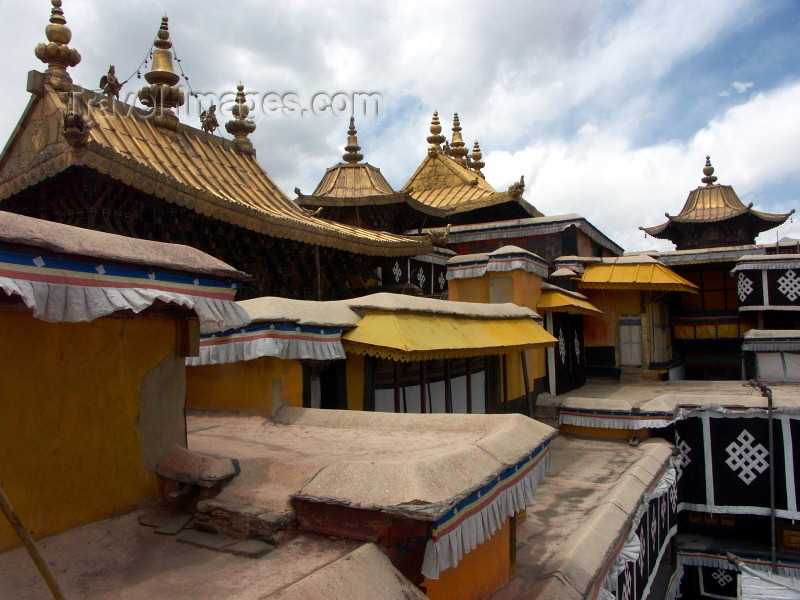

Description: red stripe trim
[0,268,235,301]
[432,451,547,539]
[200,332,341,347]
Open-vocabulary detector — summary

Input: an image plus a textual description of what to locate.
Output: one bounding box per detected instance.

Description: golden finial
[426,111,446,152]
[34,0,81,91]
[342,117,363,163]
[701,155,718,185]
[225,83,257,156]
[470,141,485,176]
[449,113,468,164]
[138,16,185,130]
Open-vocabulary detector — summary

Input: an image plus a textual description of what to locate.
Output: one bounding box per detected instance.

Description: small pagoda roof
[299,118,407,208]
[640,157,794,245]
[401,112,542,220]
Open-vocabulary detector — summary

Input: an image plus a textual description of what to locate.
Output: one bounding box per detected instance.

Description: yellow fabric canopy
[579,263,698,293]
[537,289,603,315]
[342,310,556,362]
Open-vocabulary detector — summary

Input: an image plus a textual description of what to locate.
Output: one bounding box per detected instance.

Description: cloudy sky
[1,0,799,252]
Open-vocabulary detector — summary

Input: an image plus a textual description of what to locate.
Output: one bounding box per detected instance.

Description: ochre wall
[186,357,303,416]
[448,274,490,304]
[422,517,511,600]
[582,289,641,348]
[449,270,547,405]
[0,311,184,551]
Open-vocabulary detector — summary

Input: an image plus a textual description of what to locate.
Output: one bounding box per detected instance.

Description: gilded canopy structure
[578,256,698,293]
[640,157,794,250]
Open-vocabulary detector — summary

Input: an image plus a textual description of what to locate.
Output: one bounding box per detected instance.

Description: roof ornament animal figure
[200,104,219,134]
[508,175,525,199]
[99,65,122,98]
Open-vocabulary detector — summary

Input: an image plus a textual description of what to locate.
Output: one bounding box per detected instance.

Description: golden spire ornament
[449,113,468,164]
[701,155,718,186]
[34,0,81,91]
[225,84,257,156]
[342,117,363,163]
[470,141,485,177]
[138,16,185,131]
[426,111,446,153]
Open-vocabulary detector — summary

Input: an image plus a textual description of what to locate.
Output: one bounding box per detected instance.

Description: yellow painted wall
[346,355,365,411]
[0,311,181,552]
[448,274,490,304]
[186,357,303,416]
[583,289,641,352]
[422,517,511,600]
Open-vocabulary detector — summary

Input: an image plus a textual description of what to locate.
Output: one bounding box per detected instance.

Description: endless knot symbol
[392,261,402,283]
[650,510,658,549]
[778,270,800,302]
[417,268,426,287]
[638,532,647,575]
[438,272,446,290]
[725,429,769,485]
[674,433,691,479]
[558,329,566,364]
[622,564,632,600]
[737,272,754,302]
[574,331,580,361]
[711,568,733,587]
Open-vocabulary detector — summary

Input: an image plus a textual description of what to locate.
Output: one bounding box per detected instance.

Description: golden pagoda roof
[0,81,431,258]
[402,149,541,218]
[641,157,794,239]
[300,117,405,208]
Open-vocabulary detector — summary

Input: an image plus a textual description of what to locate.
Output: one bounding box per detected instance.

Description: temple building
[640,156,794,250]
[0,5,431,302]
[639,158,797,379]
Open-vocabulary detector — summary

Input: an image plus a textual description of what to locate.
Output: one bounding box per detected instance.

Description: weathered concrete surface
[490,435,672,599]
[538,378,800,410]
[0,510,377,600]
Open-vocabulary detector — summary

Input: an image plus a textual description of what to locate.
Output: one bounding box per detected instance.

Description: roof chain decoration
[34,0,81,92]
[449,113,469,165]
[342,117,364,164]
[138,16,185,131]
[470,141,485,177]
[426,111,446,154]
[701,155,718,186]
[225,83,257,156]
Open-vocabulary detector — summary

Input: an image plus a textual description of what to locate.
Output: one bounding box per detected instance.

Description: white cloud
[732,81,755,93]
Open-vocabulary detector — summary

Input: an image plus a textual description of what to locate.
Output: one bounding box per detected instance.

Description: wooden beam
[420,361,427,414]
[443,359,452,413]
[521,350,533,417]
[465,357,473,414]
[393,361,401,413]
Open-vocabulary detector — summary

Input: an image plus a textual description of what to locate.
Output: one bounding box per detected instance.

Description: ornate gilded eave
[0,81,431,258]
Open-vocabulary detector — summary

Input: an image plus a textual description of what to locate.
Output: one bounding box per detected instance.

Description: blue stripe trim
[0,249,239,290]
[432,439,551,530]
[201,322,342,340]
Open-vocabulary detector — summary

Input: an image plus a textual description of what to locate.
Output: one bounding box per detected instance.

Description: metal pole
[315,245,322,301]
[0,485,66,600]
[767,385,777,574]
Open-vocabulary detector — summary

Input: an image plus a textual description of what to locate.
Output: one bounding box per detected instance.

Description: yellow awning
[537,289,603,315]
[579,263,698,293]
[342,310,557,362]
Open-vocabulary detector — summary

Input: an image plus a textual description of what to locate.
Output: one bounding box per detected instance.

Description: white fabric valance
[186,323,345,366]
[420,441,552,579]
[0,251,248,333]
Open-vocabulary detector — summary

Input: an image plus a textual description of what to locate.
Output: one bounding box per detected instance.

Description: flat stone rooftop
[538,379,800,412]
